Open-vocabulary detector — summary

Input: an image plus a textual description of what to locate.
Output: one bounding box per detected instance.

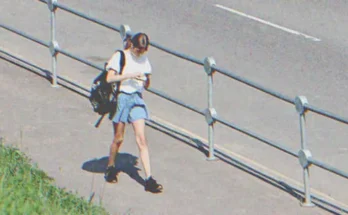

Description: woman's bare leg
[131,119,151,178]
[107,122,126,167]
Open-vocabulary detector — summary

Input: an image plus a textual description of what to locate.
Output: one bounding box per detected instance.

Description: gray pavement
[0,51,336,215]
[1,0,348,214]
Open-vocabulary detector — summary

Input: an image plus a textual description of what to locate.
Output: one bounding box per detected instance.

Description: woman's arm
[106,69,142,83]
[144,74,151,89]
[105,51,142,83]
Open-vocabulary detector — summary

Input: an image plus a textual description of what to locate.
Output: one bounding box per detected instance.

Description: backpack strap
[108,50,125,120]
[113,50,125,95]
[118,50,125,74]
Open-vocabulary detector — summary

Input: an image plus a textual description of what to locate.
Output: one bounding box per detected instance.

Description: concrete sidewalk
[0,55,334,215]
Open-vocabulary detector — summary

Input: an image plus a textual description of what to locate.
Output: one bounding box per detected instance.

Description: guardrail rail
[0,0,347,212]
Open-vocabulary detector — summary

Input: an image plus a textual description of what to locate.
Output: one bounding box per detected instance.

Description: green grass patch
[0,142,109,215]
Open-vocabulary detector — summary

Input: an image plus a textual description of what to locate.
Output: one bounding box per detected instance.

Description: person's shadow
[81,153,145,186]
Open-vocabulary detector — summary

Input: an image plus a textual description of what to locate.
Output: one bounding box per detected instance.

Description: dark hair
[123,32,149,51]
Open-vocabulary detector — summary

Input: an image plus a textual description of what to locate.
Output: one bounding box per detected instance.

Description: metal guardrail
[1,0,347,211]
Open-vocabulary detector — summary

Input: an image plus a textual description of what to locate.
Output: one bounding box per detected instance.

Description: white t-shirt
[106,50,152,93]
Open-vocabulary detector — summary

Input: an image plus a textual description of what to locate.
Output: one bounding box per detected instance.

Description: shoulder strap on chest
[116,50,126,75]
[111,50,126,95]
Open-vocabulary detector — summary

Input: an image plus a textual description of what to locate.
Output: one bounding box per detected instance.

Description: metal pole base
[206,156,219,161]
[51,84,60,88]
[300,201,315,207]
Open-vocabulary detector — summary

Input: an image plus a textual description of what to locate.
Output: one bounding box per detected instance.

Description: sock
[146,175,152,181]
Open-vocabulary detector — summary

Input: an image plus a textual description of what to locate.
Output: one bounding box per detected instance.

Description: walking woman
[104,32,163,193]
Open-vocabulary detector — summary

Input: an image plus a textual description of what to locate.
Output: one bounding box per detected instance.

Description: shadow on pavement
[82,153,145,186]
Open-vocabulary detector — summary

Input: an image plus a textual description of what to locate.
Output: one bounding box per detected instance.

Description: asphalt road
[1,0,347,212]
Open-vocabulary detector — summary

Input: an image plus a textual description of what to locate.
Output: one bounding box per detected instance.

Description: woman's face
[131,45,147,57]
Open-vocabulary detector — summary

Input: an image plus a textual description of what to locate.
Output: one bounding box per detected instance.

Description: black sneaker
[144,176,163,193]
[104,166,118,183]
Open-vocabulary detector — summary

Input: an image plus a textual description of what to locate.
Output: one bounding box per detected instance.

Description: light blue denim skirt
[112,92,149,123]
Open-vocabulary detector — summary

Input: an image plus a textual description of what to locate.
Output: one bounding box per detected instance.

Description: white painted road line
[215,4,321,42]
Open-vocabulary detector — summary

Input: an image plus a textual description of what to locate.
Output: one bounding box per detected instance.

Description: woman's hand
[132,72,145,79]
[107,71,144,83]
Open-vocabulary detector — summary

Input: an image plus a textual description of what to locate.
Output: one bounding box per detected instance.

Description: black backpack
[89,50,125,127]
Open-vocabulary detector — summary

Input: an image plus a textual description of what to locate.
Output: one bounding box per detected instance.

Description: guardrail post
[48,0,59,87]
[295,96,315,207]
[204,57,218,161]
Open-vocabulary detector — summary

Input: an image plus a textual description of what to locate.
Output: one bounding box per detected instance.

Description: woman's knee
[113,133,124,145]
[135,134,147,149]
[112,122,125,145]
